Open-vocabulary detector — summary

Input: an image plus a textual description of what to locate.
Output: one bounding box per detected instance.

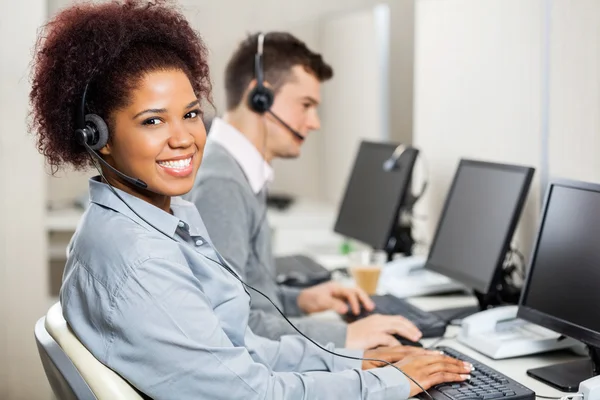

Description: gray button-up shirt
[60,177,410,399]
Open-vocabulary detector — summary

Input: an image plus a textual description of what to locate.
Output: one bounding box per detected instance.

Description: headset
[75,82,149,190]
[382,143,429,208]
[247,32,306,142]
[73,72,436,399]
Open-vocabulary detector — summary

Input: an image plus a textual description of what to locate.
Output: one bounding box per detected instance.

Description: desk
[317,254,580,398]
[409,294,581,398]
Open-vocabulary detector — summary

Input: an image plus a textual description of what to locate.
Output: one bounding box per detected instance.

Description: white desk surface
[409,294,582,398]
[314,292,582,398]
[316,253,582,398]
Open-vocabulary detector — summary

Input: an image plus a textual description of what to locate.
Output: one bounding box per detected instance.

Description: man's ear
[246,78,273,92]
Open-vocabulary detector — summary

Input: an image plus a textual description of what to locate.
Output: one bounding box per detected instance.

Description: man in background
[187,32,421,349]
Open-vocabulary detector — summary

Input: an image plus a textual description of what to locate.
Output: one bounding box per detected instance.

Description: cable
[85,150,436,400]
[238,272,434,400]
[512,247,527,279]
[426,334,458,351]
[422,308,475,350]
[536,394,583,400]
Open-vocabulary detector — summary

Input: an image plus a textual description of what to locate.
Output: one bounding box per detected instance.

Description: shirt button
[178,221,185,228]
[195,239,204,246]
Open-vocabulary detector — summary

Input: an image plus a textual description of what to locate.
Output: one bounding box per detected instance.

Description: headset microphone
[248,32,305,142]
[80,139,148,189]
[266,109,305,141]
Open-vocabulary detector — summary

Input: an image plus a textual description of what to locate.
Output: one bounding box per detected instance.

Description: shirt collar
[207,117,274,194]
[88,177,211,239]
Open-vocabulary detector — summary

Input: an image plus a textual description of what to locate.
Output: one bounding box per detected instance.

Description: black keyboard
[345,294,447,338]
[419,346,535,400]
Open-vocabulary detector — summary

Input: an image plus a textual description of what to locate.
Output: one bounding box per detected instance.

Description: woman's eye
[142,118,162,126]
[185,109,200,119]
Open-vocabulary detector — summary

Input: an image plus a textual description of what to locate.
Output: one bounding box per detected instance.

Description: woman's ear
[98,142,111,156]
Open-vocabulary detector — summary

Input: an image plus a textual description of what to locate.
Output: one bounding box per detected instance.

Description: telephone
[458,305,584,359]
[378,255,467,298]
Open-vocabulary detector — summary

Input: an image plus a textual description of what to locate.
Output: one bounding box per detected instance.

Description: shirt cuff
[331,348,364,372]
[365,366,411,399]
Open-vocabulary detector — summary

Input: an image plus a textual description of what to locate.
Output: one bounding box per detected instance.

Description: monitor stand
[527,345,600,392]
[430,253,523,322]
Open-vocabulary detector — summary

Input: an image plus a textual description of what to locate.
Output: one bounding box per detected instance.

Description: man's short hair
[224,32,333,111]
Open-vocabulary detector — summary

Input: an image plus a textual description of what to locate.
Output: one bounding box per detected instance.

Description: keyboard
[419,346,535,400]
[345,294,447,338]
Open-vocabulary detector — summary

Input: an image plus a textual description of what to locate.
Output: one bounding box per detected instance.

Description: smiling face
[99,69,206,208]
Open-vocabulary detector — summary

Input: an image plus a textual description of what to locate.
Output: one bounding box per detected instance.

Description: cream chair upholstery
[35,302,145,400]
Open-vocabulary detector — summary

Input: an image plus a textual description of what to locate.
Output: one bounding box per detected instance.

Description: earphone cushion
[84,113,109,150]
[248,86,274,113]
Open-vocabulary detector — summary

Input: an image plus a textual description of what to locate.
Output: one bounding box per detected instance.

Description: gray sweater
[186,141,347,346]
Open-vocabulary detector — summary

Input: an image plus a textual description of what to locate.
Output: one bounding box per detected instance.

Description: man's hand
[396,354,473,397]
[362,346,441,370]
[345,314,422,349]
[296,281,375,315]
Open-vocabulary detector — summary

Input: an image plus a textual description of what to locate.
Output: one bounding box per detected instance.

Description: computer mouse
[394,335,423,348]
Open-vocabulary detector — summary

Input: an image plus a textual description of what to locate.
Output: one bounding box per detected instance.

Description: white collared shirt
[207,117,274,194]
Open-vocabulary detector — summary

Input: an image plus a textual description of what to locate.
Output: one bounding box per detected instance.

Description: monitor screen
[333,141,418,250]
[518,181,600,348]
[425,160,534,294]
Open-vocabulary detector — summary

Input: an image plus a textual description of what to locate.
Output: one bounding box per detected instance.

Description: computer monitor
[425,159,534,312]
[333,141,419,259]
[518,179,600,392]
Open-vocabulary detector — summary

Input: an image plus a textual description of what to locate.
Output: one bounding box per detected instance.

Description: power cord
[85,151,436,400]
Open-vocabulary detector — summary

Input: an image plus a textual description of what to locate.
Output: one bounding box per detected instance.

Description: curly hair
[225,32,333,111]
[29,0,212,172]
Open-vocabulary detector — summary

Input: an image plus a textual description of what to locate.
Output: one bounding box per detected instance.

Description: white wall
[389,0,415,145]
[548,0,600,183]
[320,4,391,205]
[0,0,51,398]
[413,0,545,258]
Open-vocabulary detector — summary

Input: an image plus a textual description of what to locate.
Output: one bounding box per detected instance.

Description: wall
[389,0,415,145]
[0,0,51,398]
[548,0,600,184]
[413,0,545,258]
[320,4,391,205]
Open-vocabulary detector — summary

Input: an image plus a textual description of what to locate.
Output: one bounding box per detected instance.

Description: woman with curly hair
[29,1,471,398]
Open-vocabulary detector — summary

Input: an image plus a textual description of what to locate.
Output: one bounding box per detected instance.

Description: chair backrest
[35,302,144,400]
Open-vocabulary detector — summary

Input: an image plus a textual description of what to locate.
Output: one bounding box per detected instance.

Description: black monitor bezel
[333,140,419,250]
[517,178,600,349]
[424,159,534,295]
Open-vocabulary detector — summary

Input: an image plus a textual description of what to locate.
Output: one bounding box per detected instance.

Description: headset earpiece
[248,85,274,114]
[248,32,274,114]
[75,83,109,150]
[83,114,109,150]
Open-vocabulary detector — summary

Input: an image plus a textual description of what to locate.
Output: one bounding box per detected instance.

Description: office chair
[35,302,144,400]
